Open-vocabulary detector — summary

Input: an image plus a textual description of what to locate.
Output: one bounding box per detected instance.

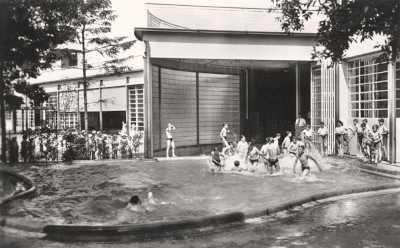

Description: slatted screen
[311,62,336,155]
[199,73,240,144]
[151,66,241,153]
[160,68,197,149]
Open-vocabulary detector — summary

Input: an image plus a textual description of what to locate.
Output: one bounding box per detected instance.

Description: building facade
[135,3,399,163]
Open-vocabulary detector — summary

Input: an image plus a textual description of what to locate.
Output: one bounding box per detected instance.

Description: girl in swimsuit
[247,141,260,172]
[220,123,230,148]
[293,145,322,181]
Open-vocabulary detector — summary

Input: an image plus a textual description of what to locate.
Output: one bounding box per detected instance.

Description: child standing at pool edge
[317,122,328,157]
[166,123,177,158]
[220,123,230,148]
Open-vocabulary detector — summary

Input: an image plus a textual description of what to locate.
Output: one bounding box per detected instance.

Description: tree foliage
[66,0,135,147]
[276,0,400,63]
[0,0,78,161]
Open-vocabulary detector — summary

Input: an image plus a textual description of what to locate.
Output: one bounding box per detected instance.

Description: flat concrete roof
[134,27,318,41]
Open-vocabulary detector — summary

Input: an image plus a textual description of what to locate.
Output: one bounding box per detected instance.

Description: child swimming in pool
[292,145,322,182]
[211,147,225,172]
[126,195,145,212]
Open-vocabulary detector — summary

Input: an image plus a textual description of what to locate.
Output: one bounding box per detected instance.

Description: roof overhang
[134,27,317,41]
[134,28,318,62]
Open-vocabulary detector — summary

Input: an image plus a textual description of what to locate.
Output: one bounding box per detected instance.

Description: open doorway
[245,62,311,143]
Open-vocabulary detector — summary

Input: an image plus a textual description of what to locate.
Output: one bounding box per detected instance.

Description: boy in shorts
[281,131,292,156]
[317,122,328,157]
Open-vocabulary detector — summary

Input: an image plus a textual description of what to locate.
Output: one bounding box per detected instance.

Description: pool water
[1,157,394,226]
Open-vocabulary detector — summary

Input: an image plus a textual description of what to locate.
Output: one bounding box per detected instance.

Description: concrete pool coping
[1,156,400,242]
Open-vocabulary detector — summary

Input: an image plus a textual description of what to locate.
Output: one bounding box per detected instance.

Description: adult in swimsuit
[293,145,322,181]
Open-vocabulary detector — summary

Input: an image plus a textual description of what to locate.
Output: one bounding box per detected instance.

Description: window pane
[397,90,400,98]
[360,93,373,101]
[396,80,400,89]
[350,94,359,101]
[377,63,387,72]
[360,102,373,109]
[374,101,388,109]
[349,111,359,117]
[349,102,359,109]
[375,81,388,91]
[376,72,388,81]
[397,100,400,108]
[375,91,388,100]
[360,110,373,118]
[375,110,388,118]
[360,84,371,92]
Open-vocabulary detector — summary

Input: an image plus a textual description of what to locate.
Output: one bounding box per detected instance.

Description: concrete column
[296,61,300,116]
[77,87,80,131]
[126,77,130,137]
[388,62,396,163]
[144,41,153,158]
[99,82,103,130]
[158,67,162,151]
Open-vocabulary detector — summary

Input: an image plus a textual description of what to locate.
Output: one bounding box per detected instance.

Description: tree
[0,0,77,162]
[275,0,400,64]
[68,0,135,148]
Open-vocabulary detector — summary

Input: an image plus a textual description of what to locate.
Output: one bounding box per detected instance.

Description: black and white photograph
[1,0,400,247]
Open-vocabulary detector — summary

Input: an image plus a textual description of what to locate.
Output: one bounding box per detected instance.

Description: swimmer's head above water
[129,195,141,205]
[234,161,240,167]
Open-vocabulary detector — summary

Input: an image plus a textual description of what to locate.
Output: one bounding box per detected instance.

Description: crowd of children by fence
[5,126,143,163]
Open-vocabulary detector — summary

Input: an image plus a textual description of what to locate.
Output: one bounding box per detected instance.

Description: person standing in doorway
[166,123,177,158]
[294,113,306,141]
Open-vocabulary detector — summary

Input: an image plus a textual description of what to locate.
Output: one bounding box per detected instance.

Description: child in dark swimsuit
[211,147,224,172]
[293,145,322,181]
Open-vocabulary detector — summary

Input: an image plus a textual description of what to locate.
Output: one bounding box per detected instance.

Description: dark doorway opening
[245,62,311,144]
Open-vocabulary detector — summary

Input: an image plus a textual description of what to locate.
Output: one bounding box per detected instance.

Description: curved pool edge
[1,181,400,242]
[0,169,37,205]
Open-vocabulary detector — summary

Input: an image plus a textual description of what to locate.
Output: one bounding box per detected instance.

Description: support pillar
[388,61,396,164]
[126,77,130,136]
[144,41,153,158]
[296,61,301,116]
[99,83,103,130]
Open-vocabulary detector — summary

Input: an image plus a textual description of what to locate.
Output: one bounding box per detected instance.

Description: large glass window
[347,57,388,118]
[129,86,144,131]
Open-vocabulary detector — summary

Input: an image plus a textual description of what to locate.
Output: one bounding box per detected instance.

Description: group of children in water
[214,123,322,180]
